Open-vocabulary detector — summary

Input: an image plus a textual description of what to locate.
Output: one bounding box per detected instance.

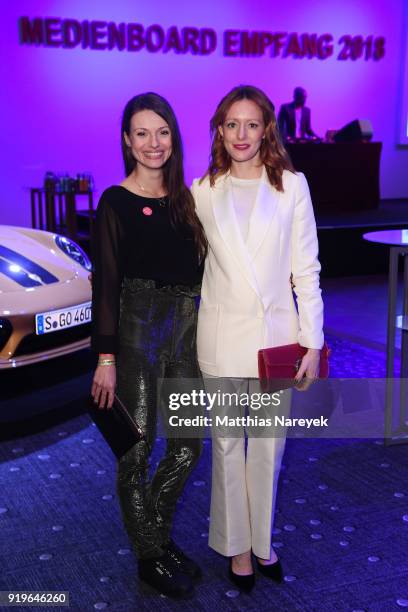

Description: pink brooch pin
[142,206,153,216]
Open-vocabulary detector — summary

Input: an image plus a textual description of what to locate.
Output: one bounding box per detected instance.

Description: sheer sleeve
[91,191,124,354]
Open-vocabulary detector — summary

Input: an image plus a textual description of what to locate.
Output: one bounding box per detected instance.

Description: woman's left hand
[294,348,320,391]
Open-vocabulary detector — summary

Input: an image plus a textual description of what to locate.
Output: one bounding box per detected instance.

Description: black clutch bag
[87,394,144,459]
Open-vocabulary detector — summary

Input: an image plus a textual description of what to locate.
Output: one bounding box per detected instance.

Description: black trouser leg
[148,433,202,546]
[116,351,165,559]
[146,315,203,545]
[115,280,202,560]
[117,356,201,558]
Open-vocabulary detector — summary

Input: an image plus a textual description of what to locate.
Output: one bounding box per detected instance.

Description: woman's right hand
[91,364,116,409]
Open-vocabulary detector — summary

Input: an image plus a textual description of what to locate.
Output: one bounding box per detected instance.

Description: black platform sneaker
[138,553,194,599]
[166,540,202,580]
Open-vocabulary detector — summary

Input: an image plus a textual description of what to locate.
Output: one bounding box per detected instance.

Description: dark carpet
[0,334,407,611]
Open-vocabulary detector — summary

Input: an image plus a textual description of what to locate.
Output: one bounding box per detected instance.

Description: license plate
[35,301,92,335]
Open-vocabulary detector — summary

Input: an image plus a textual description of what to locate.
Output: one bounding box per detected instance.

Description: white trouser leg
[209,435,252,556]
[203,374,289,558]
[246,384,290,559]
[246,435,286,559]
[204,374,251,556]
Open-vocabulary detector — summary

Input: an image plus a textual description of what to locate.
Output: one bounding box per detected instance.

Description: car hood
[0,226,79,292]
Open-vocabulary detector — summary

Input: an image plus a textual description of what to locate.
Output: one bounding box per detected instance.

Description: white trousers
[204,375,288,560]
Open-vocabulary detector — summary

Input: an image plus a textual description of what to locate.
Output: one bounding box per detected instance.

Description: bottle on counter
[44,172,57,192]
[77,172,94,192]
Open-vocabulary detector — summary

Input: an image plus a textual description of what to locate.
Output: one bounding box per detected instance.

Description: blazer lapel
[211,173,261,298]
[246,166,280,261]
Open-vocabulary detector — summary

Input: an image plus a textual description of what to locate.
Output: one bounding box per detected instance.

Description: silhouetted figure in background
[278,87,318,141]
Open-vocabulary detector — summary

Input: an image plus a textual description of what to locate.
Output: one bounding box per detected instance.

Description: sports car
[0,226,92,369]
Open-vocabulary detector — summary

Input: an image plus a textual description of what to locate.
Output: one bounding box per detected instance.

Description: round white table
[363,230,408,444]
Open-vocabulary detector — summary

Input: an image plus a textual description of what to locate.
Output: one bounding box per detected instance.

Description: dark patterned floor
[0,333,407,611]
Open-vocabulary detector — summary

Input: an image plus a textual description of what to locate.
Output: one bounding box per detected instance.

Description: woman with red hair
[192,85,324,591]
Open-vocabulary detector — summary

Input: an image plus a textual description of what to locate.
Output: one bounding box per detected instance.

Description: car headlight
[55,236,92,271]
[0,319,12,351]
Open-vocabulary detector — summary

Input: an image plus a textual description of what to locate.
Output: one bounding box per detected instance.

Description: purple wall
[1,0,408,226]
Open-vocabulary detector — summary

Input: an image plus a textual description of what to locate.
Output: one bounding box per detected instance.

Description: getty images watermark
[158,377,402,439]
[166,388,328,429]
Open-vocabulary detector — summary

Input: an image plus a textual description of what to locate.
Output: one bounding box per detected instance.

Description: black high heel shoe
[256,558,283,583]
[228,559,255,593]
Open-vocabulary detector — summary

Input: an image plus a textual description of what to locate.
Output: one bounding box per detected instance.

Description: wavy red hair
[202,85,294,191]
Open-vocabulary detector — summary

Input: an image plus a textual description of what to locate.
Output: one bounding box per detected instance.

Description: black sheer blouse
[91,186,203,354]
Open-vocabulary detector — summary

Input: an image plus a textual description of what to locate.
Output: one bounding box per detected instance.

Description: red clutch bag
[258,342,330,392]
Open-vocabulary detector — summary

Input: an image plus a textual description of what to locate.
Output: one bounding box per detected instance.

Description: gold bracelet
[98,359,116,366]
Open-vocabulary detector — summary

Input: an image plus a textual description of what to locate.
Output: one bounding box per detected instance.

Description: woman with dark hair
[91,92,207,599]
[192,85,324,591]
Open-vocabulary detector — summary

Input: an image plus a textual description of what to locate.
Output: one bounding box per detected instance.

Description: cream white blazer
[191,167,324,378]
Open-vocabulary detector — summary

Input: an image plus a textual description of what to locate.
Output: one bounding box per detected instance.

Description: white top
[230,176,261,242]
[295,107,302,138]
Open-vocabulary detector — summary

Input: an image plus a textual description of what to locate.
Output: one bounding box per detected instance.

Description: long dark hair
[121,92,207,260]
[203,85,294,191]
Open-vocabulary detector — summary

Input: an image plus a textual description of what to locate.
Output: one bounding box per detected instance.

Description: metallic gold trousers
[116,278,202,560]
